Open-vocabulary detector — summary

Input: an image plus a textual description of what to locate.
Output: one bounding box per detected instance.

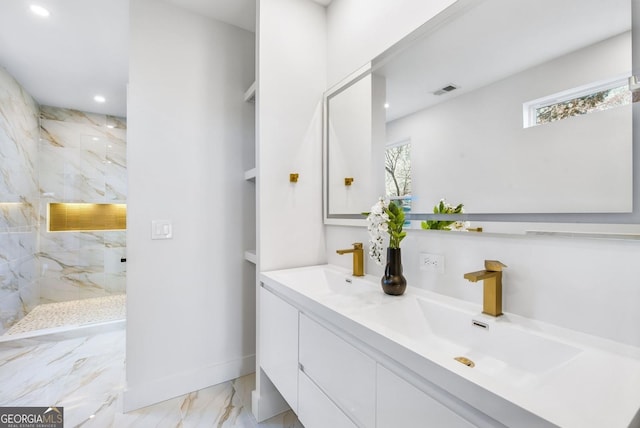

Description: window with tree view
[524,77,631,128]
[385,141,411,208]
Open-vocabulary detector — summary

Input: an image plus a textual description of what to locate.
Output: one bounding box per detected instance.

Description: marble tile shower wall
[0,68,40,334]
[38,106,127,304]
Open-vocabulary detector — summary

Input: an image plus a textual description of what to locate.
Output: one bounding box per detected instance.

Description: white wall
[326,0,640,349]
[125,0,255,410]
[254,0,327,420]
[258,0,327,272]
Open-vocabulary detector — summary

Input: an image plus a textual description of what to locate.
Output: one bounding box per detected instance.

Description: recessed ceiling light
[384,103,390,109]
[94,95,106,103]
[30,5,50,17]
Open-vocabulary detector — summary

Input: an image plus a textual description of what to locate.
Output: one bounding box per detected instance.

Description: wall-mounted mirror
[324,0,639,234]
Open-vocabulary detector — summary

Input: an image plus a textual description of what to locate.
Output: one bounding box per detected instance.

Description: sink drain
[454,356,475,368]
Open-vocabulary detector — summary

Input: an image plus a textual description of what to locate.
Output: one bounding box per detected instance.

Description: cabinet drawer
[259,286,299,412]
[377,365,477,428]
[299,314,376,428]
[298,371,358,428]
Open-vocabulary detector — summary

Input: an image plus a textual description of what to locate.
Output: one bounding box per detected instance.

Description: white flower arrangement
[365,197,407,266]
[366,198,388,266]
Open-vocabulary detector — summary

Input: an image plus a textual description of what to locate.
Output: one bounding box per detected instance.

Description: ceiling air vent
[433,84,458,96]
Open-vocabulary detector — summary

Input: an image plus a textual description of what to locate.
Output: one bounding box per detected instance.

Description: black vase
[381,248,407,296]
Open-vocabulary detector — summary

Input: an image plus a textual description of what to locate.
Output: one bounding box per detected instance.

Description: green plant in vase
[421,199,465,230]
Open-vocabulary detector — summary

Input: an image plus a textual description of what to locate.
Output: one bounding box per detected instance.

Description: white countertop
[261,264,640,428]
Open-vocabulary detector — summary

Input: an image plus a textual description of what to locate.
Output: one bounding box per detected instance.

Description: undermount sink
[265,265,383,310]
[418,299,581,375]
[354,296,582,383]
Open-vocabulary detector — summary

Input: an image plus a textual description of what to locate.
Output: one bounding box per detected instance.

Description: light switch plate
[151,220,172,240]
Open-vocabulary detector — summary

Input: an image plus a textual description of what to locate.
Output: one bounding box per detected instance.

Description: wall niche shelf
[243,79,257,268]
[244,250,257,264]
[244,81,256,103]
[244,168,256,182]
[48,202,127,232]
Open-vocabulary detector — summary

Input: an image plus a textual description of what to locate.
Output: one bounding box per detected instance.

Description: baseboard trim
[123,354,255,412]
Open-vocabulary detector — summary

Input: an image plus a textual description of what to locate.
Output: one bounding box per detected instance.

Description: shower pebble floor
[4,294,127,336]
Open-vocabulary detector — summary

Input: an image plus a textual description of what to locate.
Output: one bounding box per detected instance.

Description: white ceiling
[0,0,332,118]
[0,0,129,117]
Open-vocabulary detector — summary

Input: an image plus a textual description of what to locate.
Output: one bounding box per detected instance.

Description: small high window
[523,76,631,128]
[385,139,412,210]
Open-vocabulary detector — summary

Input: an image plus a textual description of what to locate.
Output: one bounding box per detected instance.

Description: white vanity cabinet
[259,286,299,412]
[259,266,640,428]
[298,371,358,428]
[377,365,477,428]
[260,283,479,428]
[299,314,377,428]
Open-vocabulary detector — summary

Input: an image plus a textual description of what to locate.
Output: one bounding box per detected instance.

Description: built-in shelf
[244,250,257,264]
[526,230,640,240]
[244,81,256,103]
[242,80,257,271]
[244,168,256,181]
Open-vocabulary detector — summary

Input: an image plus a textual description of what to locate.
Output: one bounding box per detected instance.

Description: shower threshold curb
[0,319,125,347]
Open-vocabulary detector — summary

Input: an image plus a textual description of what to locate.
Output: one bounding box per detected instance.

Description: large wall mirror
[324,0,640,235]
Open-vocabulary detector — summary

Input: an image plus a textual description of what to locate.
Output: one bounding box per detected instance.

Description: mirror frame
[323,0,640,236]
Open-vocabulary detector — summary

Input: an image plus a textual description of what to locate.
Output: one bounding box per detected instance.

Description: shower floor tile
[4,294,126,336]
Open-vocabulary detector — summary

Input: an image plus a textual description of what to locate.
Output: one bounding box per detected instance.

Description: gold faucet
[464,260,507,317]
[336,243,364,277]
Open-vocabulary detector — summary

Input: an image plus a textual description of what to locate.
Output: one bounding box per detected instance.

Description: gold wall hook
[344,177,354,186]
[289,173,299,183]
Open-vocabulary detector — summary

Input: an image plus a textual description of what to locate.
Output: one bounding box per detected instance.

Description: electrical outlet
[419,253,445,273]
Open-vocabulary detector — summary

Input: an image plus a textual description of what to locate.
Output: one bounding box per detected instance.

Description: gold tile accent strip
[48,203,127,232]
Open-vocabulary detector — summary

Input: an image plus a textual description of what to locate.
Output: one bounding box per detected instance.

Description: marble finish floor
[5,295,126,336]
[0,327,302,427]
